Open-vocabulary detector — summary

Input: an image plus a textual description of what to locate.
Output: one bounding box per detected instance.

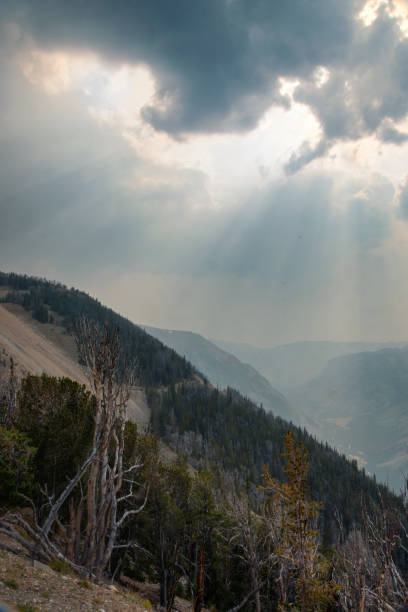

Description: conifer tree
[262,431,337,611]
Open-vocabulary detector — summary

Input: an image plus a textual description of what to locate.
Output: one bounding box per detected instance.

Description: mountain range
[145,328,408,490]
[213,338,408,390]
[288,346,408,491]
[0,270,395,532]
[143,325,296,421]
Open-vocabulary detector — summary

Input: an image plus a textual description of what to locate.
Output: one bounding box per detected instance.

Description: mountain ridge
[213,337,408,390]
[143,325,295,421]
[0,270,400,534]
[289,345,408,490]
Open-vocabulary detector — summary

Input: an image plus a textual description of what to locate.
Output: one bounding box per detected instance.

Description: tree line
[1,322,408,610]
[1,272,408,608]
[0,271,197,388]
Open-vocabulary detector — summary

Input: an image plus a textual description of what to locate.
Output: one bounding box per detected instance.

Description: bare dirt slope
[0,542,150,611]
[0,539,204,612]
[0,304,149,429]
[0,304,87,382]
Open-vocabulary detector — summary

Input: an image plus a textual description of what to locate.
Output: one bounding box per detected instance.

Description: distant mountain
[289,346,408,491]
[144,326,295,421]
[212,339,408,390]
[0,271,400,536]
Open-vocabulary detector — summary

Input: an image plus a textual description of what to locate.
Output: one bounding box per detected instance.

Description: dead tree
[223,490,274,612]
[71,317,147,578]
[362,498,408,610]
[0,317,148,580]
[334,498,408,611]
[334,528,375,612]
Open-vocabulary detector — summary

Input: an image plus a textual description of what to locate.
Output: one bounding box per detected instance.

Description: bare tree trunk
[42,442,98,537]
[193,550,204,612]
[160,529,168,610]
[250,561,261,612]
[1,317,147,581]
[74,318,142,578]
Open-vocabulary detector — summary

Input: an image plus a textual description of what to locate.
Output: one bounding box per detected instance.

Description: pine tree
[262,431,338,611]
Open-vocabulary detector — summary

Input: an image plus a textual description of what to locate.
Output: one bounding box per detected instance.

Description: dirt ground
[0,304,87,383]
[0,543,149,612]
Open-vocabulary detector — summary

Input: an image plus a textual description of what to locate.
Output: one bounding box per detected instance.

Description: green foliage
[1,271,406,609]
[16,604,38,612]
[126,452,225,610]
[16,374,95,498]
[48,557,71,574]
[127,593,152,609]
[123,420,139,467]
[0,425,36,506]
[150,384,402,536]
[0,355,18,428]
[4,578,19,589]
[262,432,338,611]
[32,303,49,323]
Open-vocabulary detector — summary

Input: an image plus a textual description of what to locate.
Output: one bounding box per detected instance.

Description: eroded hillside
[0,303,149,428]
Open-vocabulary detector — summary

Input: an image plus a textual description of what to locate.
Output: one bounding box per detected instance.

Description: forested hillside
[149,383,399,537]
[0,272,400,523]
[1,271,407,611]
[144,325,295,420]
[0,271,196,388]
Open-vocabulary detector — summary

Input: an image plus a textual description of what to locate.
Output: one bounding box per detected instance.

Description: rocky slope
[0,303,149,429]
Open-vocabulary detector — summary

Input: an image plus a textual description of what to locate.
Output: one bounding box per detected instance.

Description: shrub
[48,557,71,574]
[17,604,38,612]
[0,426,36,506]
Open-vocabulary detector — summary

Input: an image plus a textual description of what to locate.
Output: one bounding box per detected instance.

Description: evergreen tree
[262,431,338,611]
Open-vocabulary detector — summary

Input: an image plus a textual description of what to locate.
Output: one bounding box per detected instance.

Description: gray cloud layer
[6,0,405,156]
[292,7,408,166]
[2,4,408,343]
[0,44,394,288]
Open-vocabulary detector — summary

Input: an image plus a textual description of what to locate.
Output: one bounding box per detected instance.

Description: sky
[2,0,408,346]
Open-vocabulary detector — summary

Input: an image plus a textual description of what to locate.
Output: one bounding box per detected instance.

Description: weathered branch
[116,485,149,529]
[226,580,267,612]
[41,441,99,537]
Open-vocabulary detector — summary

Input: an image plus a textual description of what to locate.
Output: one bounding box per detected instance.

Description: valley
[0,271,407,611]
[143,326,296,422]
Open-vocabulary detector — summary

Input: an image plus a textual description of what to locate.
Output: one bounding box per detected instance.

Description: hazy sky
[2,0,408,346]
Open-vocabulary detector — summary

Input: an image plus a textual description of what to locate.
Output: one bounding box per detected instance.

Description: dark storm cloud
[3,0,365,139]
[4,0,408,169]
[0,29,400,348]
[292,8,408,168]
